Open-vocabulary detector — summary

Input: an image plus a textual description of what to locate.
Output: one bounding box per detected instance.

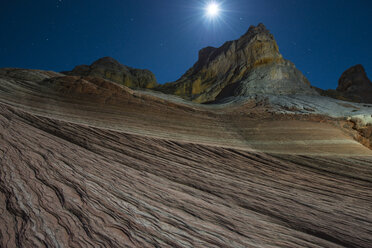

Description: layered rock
[63,57,158,89]
[0,68,62,81]
[157,23,317,103]
[39,76,135,104]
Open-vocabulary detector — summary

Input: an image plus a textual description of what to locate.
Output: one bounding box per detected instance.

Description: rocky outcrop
[59,24,318,103]
[316,65,372,103]
[63,57,159,89]
[337,64,372,103]
[157,23,317,103]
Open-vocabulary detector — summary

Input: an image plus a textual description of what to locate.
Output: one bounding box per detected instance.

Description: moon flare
[206,2,220,17]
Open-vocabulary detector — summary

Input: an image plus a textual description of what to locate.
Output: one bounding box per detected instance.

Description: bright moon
[206,2,220,17]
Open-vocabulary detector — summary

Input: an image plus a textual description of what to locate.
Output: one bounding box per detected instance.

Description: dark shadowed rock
[156,23,317,103]
[316,65,372,103]
[337,64,372,103]
[62,57,158,89]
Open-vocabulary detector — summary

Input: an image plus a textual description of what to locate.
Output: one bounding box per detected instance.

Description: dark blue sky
[0,0,371,89]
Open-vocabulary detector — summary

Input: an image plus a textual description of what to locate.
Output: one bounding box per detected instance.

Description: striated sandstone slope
[1,102,372,247]
[1,69,371,156]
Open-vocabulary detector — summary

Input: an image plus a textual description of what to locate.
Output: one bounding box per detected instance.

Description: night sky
[1,0,371,90]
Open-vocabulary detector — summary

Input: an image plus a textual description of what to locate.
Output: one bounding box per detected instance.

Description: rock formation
[156,23,317,103]
[315,65,372,103]
[59,27,372,106]
[337,64,372,103]
[63,56,158,89]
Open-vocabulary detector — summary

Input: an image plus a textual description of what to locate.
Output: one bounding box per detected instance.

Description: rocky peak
[335,64,372,103]
[91,56,125,68]
[193,23,279,71]
[63,57,158,89]
[157,23,315,103]
[241,23,271,41]
[93,56,120,64]
[337,64,371,92]
[312,64,372,104]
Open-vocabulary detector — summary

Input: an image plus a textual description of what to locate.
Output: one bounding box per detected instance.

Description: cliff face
[62,57,158,89]
[157,23,316,103]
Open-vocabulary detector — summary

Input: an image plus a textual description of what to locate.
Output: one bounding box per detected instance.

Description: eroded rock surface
[1,103,372,247]
[0,68,63,81]
[1,71,371,156]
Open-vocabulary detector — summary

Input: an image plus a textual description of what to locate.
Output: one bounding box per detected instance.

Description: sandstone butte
[315,64,372,104]
[1,24,372,247]
[155,23,316,103]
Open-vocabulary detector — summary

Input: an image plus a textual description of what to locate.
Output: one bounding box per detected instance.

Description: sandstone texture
[63,56,158,89]
[0,68,63,81]
[1,70,372,156]
[1,102,372,248]
[1,70,372,248]
[157,23,317,103]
